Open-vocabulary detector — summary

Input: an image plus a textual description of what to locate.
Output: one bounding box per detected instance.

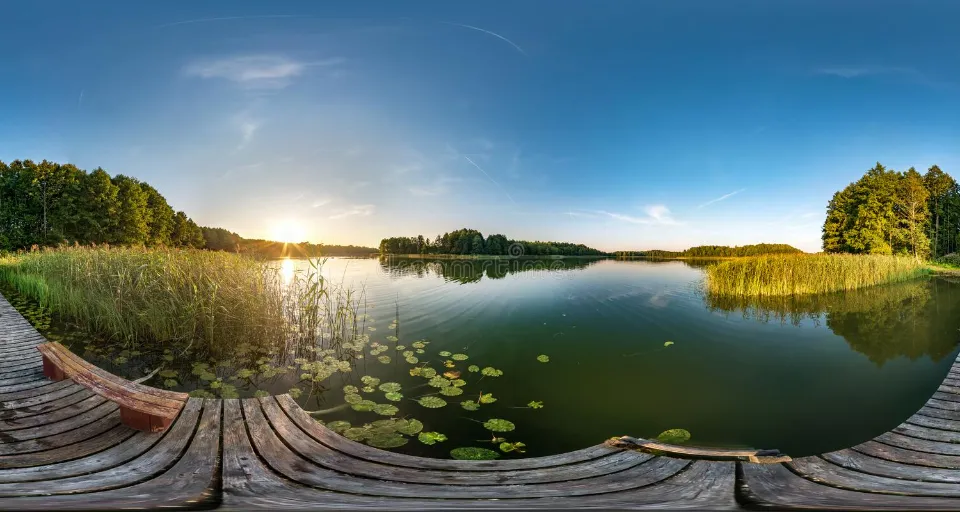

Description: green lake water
[8,257,960,459]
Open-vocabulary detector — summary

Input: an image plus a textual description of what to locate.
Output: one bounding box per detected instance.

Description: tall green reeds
[705,254,928,297]
[0,246,364,361]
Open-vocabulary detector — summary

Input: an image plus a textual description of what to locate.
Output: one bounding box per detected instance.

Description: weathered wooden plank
[788,456,960,496]
[853,440,960,469]
[0,381,85,411]
[0,400,115,441]
[894,423,960,444]
[0,399,219,509]
[259,396,651,485]
[822,449,960,483]
[0,399,200,496]
[0,373,46,388]
[0,408,120,456]
[244,398,690,499]
[0,366,43,381]
[876,432,960,456]
[910,411,960,432]
[0,377,57,394]
[0,430,157,483]
[927,398,960,412]
[39,343,188,403]
[0,423,135,469]
[275,393,620,471]
[918,406,960,422]
[224,399,736,509]
[739,462,960,510]
[0,389,96,428]
[0,379,77,402]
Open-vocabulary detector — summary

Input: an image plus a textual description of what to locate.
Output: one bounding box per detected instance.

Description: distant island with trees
[613,244,803,259]
[378,228,608,257]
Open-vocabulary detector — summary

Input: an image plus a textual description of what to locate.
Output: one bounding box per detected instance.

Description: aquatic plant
[705,254,927,297]
[450,447,500,460]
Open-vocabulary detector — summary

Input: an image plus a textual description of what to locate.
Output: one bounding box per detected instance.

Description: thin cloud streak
[155,15,310,29]
[590,205,681,225]
[698,188,745,209]
[463,155,516,204]
[442,22,527,56]
[184,55,344,88]
[329,204,375,219]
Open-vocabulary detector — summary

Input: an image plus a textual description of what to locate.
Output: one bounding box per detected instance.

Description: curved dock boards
[738,351,960,510]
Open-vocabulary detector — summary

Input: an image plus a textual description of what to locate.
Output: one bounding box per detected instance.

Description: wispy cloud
[329,204,375,219]
[592,205,681,225]
[814,66,916,79]
[311,198,331,208]
[184,55,344,88]
[442,22,527,56]
[237,120,259,150]
[698,188,745,209]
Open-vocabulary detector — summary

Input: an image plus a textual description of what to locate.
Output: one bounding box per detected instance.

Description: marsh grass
[0,246,365,363]
[705,254,928,297]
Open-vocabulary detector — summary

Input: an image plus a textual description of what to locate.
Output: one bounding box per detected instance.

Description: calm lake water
[12,257,960,459]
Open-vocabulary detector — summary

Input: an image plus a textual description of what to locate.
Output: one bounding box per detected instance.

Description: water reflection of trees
[705,278,960,366]
[378,257,601,284]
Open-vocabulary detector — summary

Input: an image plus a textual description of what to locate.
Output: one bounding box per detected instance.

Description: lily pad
[373,404,399,416]
[344,427,368,441]
[500,441,527,453]
[417,396,448,409]
[288,387,302,399]
[479,393,497,404]
[361,375,381,386]
[327,420,352,433]
[657,428,690,444]
[405,356,419,364]
[438,351,452,357]
[450,447,500,460]
[362,386,376,393]
[351,400,377,412]
[377,355,391,364]
[527,400,544,409]
[409,367,422,376]
[386,335,399,342]
[418,431,448,445]
[467,365,480,373]
[451,353,469,361]
[483,419,516,432]
[343,385,359,394]
[422,368,437,378]
[396,419,424,435]
[451,379,466,387]
[367,434,408,449]
[536,354,550,363]
[428,376,451,388]
[379,382,402,393]
[439,386,464,396]
[384,391,403,402]
[443,370,461,379]
[481,367,503,377]
[664,341,674,347]
[461,400,479,411]
[444,360,456,368]
[344,393,363,404]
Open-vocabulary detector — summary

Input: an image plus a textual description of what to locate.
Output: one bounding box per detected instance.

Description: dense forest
[823,163,959,259]
[0,159,376,256]
[378,228,607,256]
[0,159,206,250]
[614,243,803,258]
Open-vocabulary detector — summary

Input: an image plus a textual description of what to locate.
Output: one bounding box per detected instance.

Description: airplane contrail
[463,155,516,204]
[442,22,527,56]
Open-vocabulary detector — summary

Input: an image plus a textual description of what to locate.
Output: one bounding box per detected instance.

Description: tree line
[0,159,206,250]
[614,243,802,258]
[0,159,378,257]
[379,228,607,256]
[822,163,959,259]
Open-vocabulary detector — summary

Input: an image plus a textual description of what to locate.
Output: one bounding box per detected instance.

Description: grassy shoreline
[380,254,610,260]
[705,254,929,297]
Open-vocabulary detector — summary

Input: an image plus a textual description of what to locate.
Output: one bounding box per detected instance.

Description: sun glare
[271,220,307,244]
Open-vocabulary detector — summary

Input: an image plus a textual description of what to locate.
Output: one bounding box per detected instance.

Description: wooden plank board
[275,394,620,471]
[0,408,120,456]
[0,381,85,411]
[853,440,960,469]
[0,398,200,496]
[0,423,135,469]
[788,456,960,497]
[822,449,960,483]
[258,396,652,485]
[0,389,97,428]
[739,462,960,510]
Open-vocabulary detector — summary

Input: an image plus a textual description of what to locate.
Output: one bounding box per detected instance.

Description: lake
[12,256,960,459]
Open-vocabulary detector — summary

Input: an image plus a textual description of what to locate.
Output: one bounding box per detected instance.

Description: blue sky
[2,1,959,252]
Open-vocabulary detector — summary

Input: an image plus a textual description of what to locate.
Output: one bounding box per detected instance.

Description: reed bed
[0,246,365,360]
[704,254,928,297]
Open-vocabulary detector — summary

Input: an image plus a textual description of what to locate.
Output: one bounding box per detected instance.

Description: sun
[271,220,307,244]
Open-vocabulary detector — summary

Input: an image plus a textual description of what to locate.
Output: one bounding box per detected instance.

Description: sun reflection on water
[281,258,295,284]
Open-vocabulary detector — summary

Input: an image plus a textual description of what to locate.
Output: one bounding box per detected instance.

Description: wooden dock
[1,291,960,510]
